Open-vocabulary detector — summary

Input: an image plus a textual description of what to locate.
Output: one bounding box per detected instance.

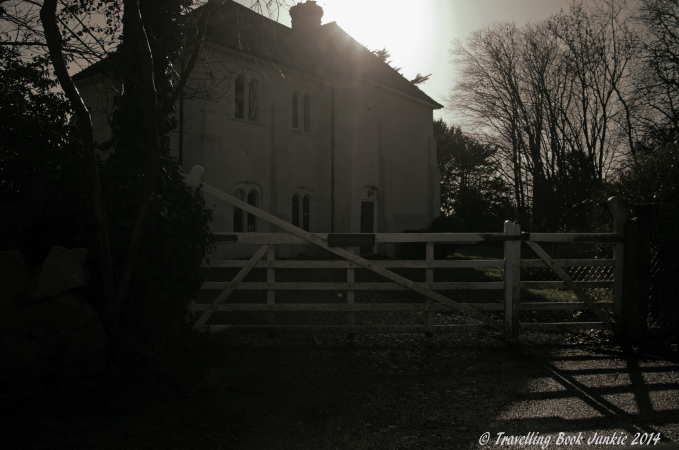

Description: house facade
[77,0,442,257]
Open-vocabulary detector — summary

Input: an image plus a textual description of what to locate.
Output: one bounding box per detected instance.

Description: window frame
[246,190,258,232]
[302,194,310,231]
[233,189,245,232]
[248,79,259,122]
[291,191,312,231]
[234,75,245,120]
[303,94,310,132]
[291,194,300,228]
[232,186,261,232]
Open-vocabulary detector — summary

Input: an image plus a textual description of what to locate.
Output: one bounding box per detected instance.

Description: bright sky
[267,0,576,120]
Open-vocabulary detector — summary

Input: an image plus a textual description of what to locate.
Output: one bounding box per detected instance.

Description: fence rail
[193,227,622,337]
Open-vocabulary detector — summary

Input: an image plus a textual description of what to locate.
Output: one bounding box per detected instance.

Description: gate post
[504,221,521,339]
[621,217,651,340]
[608,197,627,318]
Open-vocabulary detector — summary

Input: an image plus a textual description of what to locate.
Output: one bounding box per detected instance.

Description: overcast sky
[265,0,577,120]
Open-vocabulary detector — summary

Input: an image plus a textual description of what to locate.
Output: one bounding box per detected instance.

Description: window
[303,95,310,132]
[291,193,311,231]
[233,188,259,232]
[248,79,259,122]
[235,76,245,119]
[302,195,310,231]
[233,189,245,232]
[247,190,258,232]
[292,92,300,130]
[291,195,300,227]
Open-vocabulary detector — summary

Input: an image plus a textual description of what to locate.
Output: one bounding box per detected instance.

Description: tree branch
[160,0,223,117]
[39,0,115,313]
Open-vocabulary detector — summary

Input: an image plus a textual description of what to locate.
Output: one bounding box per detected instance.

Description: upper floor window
[292,92,300,130]
[235,76,245,119]
[248,79,259,122]
[303,94,310,132]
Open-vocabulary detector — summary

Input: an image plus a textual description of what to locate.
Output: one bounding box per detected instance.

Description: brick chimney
[290,1,323,32]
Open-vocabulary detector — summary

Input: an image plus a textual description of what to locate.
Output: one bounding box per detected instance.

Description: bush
[613,143,679,208]
[398,215,466,260]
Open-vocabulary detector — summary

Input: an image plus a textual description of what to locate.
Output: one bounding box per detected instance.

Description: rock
[0,292,107,380]
[0,250,31,319]
[28,246,89,302]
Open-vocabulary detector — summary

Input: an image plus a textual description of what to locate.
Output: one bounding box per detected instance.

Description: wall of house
[332,78,440,232]
[179,47,335,258]
[75,45,441,260]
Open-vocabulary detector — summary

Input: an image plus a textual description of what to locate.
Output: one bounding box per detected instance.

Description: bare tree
[549,0,638,168]
[447,22,556,228]
[3,0,292,326]
[1,0,123,71]
[447,0,637,231]
[36,0,223,320]
[634,0,679,146]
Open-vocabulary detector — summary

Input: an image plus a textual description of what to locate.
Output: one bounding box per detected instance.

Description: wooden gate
[185,167,625,339]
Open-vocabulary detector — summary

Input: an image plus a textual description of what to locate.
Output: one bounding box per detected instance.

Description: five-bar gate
[185,167,626,339]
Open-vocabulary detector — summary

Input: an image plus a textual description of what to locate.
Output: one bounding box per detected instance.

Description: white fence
[186,167,625,338]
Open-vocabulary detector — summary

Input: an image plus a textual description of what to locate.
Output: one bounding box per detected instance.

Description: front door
[360,200,375,254]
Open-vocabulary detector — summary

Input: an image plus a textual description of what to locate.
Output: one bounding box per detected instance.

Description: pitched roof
[74,0,443,109]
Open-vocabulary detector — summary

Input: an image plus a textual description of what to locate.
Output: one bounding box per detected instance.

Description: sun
[317,0,438,77]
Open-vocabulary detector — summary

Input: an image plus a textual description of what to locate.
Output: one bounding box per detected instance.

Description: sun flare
[317,0,439,77]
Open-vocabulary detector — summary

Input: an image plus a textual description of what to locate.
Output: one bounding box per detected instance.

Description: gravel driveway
[4,330,679,449]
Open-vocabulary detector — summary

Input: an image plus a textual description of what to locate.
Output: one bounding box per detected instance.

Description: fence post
[513,223,521,337]
[425,241,434,337]
[608,196,628,318]
[267,246,276,339]
[504,221,520,339]
[621,217,651,340]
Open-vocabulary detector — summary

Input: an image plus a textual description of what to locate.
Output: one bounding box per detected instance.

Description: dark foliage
[0,36,214,354]
[434,119,515,232]
[613,143,679,208]
[398,215,466,261]
[0,47,88,263]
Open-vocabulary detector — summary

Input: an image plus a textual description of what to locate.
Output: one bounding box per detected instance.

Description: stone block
[0,292,107,380]
[0,250,31,319]
[28,246,89,301]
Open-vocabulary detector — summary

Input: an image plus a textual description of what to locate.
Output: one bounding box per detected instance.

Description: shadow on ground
[3,332,678,449]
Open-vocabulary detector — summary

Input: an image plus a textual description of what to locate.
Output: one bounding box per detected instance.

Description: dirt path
[4,331,679,449]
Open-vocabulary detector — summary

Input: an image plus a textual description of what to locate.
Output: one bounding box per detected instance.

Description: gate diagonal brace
[194,244,270,330]
[526,241,612,329]
[187,174,504,332]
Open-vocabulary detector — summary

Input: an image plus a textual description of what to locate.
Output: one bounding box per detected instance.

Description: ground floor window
[233,188,259,232]
[247,191,258,232]
[291,193,311,231]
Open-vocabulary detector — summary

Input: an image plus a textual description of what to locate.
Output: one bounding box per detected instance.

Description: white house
[76,0,442,257]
